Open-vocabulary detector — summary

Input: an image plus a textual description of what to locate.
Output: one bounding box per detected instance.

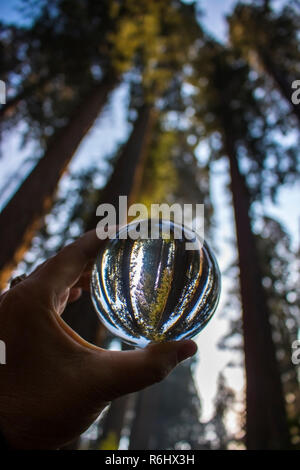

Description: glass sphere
[91,219,221,347]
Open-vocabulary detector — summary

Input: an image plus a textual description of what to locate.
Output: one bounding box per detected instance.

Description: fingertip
[141,340,198,384]
[142,339,198,374]
[176,340,198,363]
[145,339,198,360]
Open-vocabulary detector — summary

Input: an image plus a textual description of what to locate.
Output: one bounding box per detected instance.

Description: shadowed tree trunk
[61,104,156,450]
[88,104,157,228]
[129,384,161,450]
[62,104,156,341]
[96,343,134,450]
[62,104,156,339]
[0,74,118,290]
[129,360,204,450]
[224,129,290,449]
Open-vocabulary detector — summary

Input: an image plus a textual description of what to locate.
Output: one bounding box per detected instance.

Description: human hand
[0,231,197,449]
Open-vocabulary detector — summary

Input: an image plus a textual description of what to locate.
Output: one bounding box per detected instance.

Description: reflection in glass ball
[91,219,221,348]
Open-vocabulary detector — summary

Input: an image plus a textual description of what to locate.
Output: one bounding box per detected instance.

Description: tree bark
[62,104,156,340]
[224,130,290,449]
[0,75,118,290]
[87,104,157,228]
[63,104,156,341]
[61,104,156,450]
[128,384,161,450]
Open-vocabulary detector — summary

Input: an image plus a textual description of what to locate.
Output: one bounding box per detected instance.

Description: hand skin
[0,231,197,449]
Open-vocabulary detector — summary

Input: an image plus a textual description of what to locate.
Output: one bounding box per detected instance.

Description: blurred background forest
[0,0,299,450]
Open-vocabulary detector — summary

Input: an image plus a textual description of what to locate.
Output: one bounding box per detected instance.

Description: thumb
[88,340,198,400]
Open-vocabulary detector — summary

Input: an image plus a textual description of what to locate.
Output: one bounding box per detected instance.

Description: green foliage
[138,123,213,238]
[139,125,178,207]
[1,0,200,146]
[189,39,299,202]
[229,2,300,83]
[98,431,119,450]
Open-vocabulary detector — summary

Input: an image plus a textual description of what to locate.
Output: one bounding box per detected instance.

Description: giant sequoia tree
[190,39,298,449]
[219,216,300,447]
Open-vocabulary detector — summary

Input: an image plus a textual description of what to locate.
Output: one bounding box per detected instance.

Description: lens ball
[91,219,221,347]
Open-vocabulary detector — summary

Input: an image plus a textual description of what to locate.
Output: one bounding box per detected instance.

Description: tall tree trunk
[62,104,156,450]
[224,130,290,449]
[63,104,156,339]
[62,104,156,337]
[88,104,156,228]
[97,344,134,450]
[129,384,161,450]
[0,74,118,290]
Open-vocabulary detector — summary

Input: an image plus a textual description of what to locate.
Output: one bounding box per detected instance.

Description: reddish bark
[62,104,156,341]
[61,105,156,450]
[225,131,290,449]
[0,75,118,289]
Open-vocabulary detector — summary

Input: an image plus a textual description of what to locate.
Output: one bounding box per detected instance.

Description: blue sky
[0,0,27,24]
[0,0,239,40]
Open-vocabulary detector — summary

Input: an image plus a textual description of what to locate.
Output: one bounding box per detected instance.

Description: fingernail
[177,340,198,363]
